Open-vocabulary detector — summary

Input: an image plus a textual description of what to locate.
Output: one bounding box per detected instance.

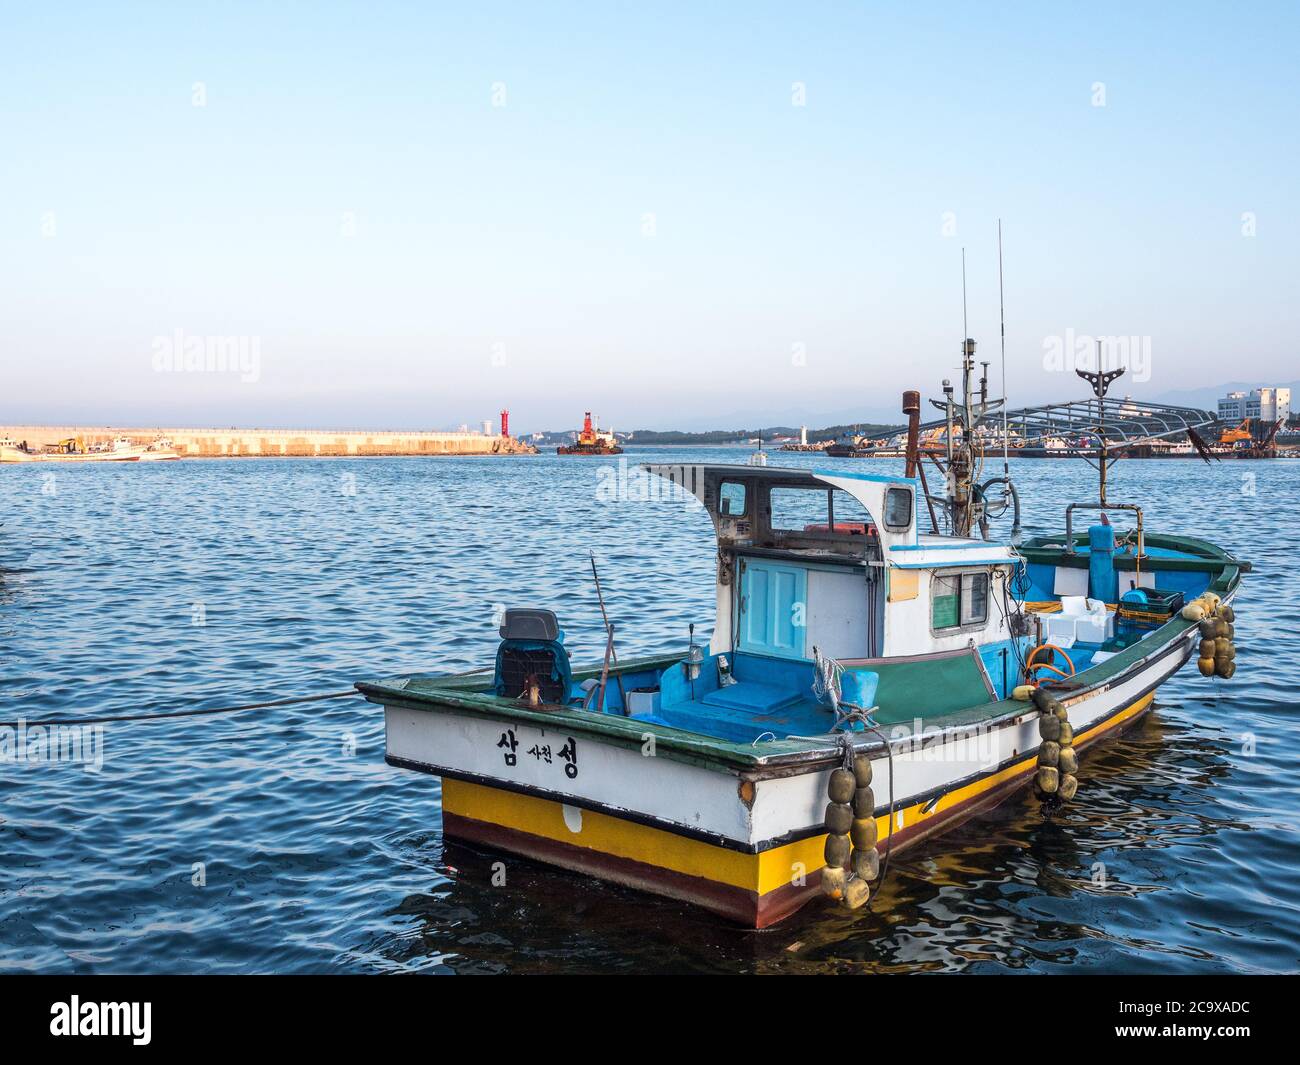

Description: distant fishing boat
[557,412,622,455]
[0,435,180,463]
[358,347,1248,927]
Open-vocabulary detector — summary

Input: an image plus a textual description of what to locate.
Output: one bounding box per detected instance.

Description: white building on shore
[1218,387,1291,425]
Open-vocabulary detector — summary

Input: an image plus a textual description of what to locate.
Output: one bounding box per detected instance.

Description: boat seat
[702,681,803,714]
[493,608,572,704]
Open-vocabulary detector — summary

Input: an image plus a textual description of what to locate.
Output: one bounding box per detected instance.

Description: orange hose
[1026,661,1071,681]
[1027,642,1076,676]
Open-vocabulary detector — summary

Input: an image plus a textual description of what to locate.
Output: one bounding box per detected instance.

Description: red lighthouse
[500,409,509,438]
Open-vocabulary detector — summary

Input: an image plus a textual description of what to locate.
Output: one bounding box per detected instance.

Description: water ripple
[1,450,1297,972]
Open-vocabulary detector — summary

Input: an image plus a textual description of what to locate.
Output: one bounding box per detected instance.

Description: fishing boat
[358,346,1247,927]
[823,428,875,458]
[557,412,622,455]
[0,434,180,463]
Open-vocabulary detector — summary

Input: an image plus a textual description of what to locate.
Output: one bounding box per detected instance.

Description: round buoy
[1057,721,1074,746]
[1199,618,1217,640]
[1036,766,1060,794]
[828,768,855,804]
[1038,740,1061,767]
[1221,605,1235,623]
[1012,684,1035,701]
[1031,687,1058,713]
[1215,656,1235,679]
[842,877,871,910]
[1039,715,1062,742]
[1181,603,1206,621]
[821,864,847,899]
[849,817,878,850]
[1199,638,1216,658]
[1058,746,1079,775]
[1058,773,1079,801]
[851,847,880,881]
[852,786,875,819]
[825,832,851,867]
[1198,656,1216,676]
[825,801,853,835]
[852,755,873,788]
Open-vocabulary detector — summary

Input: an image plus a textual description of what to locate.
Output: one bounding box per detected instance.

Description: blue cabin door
[737,559,807,659]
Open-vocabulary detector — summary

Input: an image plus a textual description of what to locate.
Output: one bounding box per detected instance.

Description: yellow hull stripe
[444,778,824,895]
[442,690,1156,897]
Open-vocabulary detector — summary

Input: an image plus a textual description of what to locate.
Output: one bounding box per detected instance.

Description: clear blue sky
[2,1,1296,431]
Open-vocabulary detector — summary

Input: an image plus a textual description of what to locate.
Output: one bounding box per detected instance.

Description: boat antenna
[589,551,627,711]
[961,246,968,344]
[998,220,1009,479]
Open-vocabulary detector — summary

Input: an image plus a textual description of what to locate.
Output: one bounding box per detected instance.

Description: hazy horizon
[4,3,1297,436]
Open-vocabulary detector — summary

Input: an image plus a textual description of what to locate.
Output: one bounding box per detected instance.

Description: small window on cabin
[932,575,961,629]
[961,573,989,625]
[719,481,747,517]
[769,486,829,532]
[931,572,989,630]
[884,486,913,530]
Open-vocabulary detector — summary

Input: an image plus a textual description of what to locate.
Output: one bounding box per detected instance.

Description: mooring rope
[0,663,501,730]
[0,688,360,729]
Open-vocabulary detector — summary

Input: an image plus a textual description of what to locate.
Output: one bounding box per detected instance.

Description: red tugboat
[557,412,623,455]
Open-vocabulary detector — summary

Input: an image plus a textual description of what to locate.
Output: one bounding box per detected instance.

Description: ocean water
[1,447,1296,974]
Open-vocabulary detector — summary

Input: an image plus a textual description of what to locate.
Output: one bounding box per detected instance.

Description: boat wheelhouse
[358,439,1247,926]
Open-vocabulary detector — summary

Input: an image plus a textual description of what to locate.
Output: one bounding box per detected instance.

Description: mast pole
[998,220,1009,479]
[1097,339,1108,506]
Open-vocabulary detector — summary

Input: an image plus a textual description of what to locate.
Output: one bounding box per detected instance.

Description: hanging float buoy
[1032,686,1077,802]
[822,753,881,910]
[821,766,854,901]
[827,768,855,804]
[821,864,847,900]
[824,831,851,869]
[1194,598,1240,681]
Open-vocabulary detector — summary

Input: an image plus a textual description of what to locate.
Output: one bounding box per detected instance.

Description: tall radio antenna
[961,247,968,342]
[998,220,1009,477]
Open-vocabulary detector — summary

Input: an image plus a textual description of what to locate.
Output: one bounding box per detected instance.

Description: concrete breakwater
[0,425,536,458]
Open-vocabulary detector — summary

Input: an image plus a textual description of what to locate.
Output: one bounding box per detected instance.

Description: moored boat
[0,434,180,463]
[557,412,622,455]
[358,352,1248,927]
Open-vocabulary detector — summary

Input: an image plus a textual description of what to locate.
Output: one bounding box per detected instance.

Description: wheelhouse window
[719,481,747,516]
[884,486,913,531]
[767,486,880,539]
[769,486,829,532]
[932,571,989,630]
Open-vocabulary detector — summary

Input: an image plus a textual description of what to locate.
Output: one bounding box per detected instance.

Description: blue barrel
[1088,523,1117,603]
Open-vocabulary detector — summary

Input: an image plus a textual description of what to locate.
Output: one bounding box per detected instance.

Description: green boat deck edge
[356,533,1246,776]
